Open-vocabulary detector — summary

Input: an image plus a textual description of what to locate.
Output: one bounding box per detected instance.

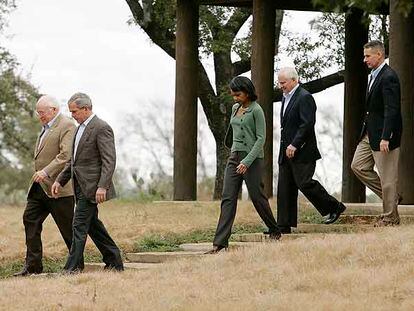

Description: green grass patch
[0,257,64,279]
[134,223,265,252]
[297,206,325,224]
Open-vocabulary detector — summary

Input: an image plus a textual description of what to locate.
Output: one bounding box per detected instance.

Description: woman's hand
[236,163,248,174]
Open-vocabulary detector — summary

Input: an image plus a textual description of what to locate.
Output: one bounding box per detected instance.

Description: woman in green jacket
[206,76,281,254]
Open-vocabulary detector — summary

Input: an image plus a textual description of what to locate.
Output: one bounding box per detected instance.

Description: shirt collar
[283,83,300,99]
[46,112,60,128]
[371,61,386,79]
[81,113,95,127]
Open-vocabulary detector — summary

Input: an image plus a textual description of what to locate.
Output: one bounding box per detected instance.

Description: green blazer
[224,101,266,167]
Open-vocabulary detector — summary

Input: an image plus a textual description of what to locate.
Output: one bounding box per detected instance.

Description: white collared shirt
[73,114,95,160]
[282,83,300,116]
[368,61,386,91]
[38,113,60,150]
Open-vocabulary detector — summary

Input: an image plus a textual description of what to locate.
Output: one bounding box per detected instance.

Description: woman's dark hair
[229,76,258,101]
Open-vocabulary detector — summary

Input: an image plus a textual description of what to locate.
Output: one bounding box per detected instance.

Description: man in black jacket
[276,67,346,233]
[351,40,402,226]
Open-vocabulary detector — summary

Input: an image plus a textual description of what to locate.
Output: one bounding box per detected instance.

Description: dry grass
[1,201,414,310]
[0,200,269,263]
[0,226,413,310]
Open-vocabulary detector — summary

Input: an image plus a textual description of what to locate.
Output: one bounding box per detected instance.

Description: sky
[3,0,344,192]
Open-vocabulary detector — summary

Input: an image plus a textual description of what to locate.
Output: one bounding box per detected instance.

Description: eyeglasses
[35,107,55,116]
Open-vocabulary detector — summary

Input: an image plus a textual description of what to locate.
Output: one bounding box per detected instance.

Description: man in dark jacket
[351,40,402,226]
[276,67,346,233]
[52,92,123,272]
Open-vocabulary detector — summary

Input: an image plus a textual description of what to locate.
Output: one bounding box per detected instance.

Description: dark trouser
[213,152,279,247]
[277,161,339,228]
[23,183,74,272]
[64,181,123,271]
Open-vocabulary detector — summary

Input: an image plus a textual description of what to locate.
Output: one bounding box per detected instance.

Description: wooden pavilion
[173,0,414,203]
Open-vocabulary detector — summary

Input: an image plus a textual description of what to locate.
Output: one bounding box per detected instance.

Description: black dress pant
[23,183,74,272]
[64,181,123,272]
[213,152,279,247]
[277,160,339,228]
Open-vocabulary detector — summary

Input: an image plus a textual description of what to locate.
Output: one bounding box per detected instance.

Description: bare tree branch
[273,70,345,102]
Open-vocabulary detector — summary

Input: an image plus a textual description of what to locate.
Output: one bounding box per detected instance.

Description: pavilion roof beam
[199,0,389,15]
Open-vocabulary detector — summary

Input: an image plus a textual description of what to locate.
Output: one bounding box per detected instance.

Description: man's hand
[51,181,61,199]
[236,163,248,175]
[380,139,389,153]
[33,170,48,183]
[96,187,107,204]
[286,144,297,159]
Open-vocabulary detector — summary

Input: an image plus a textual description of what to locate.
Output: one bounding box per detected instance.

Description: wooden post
[389,1,414,204]
[251,0,275,197]
[174,0,199,200]
[342,9,368,202]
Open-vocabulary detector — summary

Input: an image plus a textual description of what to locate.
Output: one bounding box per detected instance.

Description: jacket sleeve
[241,106,266,167]
[96,124,116,189]
[291,93,316,149]
[381,73,400,140]
[56,160,72,187]
[43,121,75,178]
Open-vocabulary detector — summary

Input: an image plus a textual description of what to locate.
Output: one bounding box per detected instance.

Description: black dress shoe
[204,245,227,254]
[268,231,282,241]
[324,202,346,224]
[278,227,291,234]
[13,268,42,277]
[266,227,290,234]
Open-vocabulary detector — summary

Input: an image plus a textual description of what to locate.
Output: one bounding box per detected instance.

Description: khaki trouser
[351,135,400,221]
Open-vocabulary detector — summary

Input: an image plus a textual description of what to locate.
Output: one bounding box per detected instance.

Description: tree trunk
[342,8,367,202]
[213,141,231,199]
[173,0,198,200]
[389,0,414,204]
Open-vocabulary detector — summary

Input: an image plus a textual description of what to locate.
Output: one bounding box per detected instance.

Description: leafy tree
[125,1,345,199]
[286,12,389,79]
[0,1,40,201]
[313,0,413,17]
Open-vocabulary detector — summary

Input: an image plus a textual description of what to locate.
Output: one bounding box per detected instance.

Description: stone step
[179,235,306,252]
[153,201,414,213]
[232,232,308,243]
[304,202,414,215]
[179,242,259,252]
[338,214,414,225]
[295,223,371,233]
[231,224,370,239]
[83,262,159,272]
[125,251,205,263]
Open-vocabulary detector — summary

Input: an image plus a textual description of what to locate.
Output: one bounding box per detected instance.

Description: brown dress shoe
[374,217,400,227]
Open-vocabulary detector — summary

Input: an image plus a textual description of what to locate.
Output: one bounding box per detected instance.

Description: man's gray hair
[278,67,299,81]
[364,40,385,55]
[36,95,60,110]
[68,92,93,109]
